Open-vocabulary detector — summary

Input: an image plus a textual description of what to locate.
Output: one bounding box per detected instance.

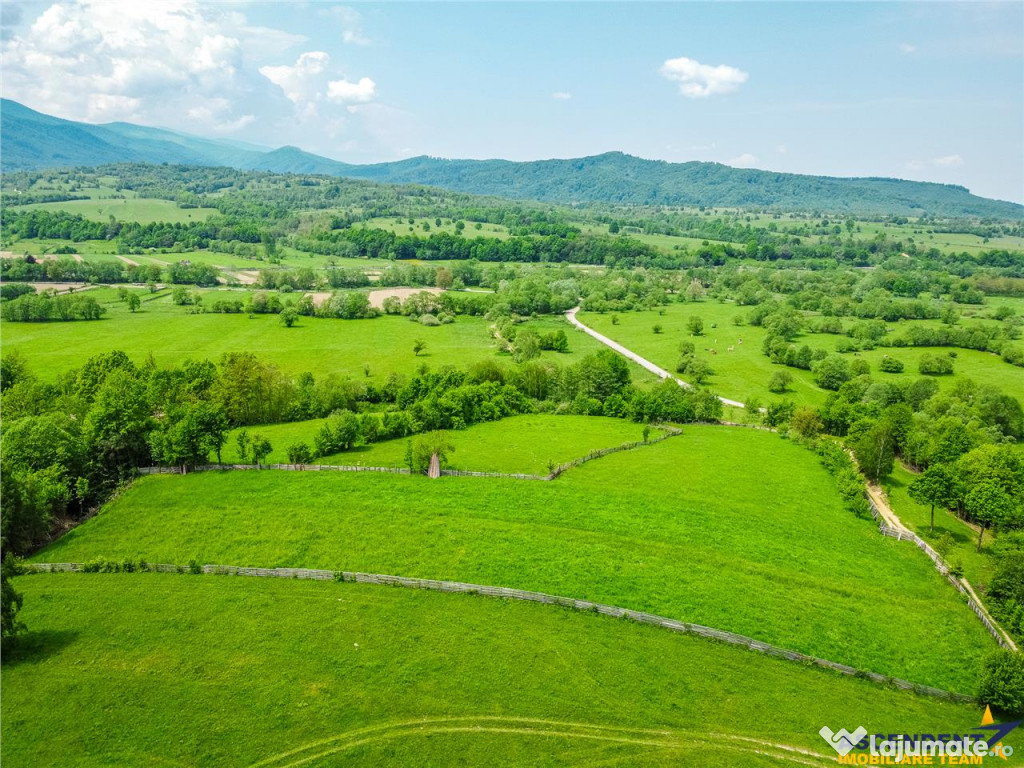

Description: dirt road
[566,307,746,409]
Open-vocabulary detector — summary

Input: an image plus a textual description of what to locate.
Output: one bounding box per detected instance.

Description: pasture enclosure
[220,414,650,473]
[2,295,616,381]
[34,426,996,693]
[0,574,980,767]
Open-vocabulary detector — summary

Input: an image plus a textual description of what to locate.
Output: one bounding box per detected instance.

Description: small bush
[287,441,314,465]
[768,370,792,394]
[82,557,148,574]
[918,353,954,376]
[878,356,904,373]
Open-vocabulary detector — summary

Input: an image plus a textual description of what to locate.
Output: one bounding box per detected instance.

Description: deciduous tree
[908,463,956,533]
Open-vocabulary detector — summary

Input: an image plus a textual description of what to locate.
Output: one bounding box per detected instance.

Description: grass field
[579,301,828,405]
[0,238,399,272]
[883,464,998,589]
[223,414,648,473]
[355,217,512,240]
[731,215,1024,256]
[577,223,718,252]
[17,197,219,224]
[0,573,981,767]
[847,220,1024,255]
[34,426,996,692]
[3,289,635,381]
[579,301,1024,406]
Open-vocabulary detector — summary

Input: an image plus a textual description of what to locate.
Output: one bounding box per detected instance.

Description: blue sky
[2,1,1022,202]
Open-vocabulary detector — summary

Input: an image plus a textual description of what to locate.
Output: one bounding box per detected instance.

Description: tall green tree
[908,463,957,534]
[850,420,895,483]
[966,481,1015,552]
[84,368,153,472]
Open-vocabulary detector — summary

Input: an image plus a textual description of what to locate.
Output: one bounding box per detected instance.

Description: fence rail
[137,424,684,482]
[868,499,1015,650]
[25,561,977,704]
[548,425,682,479]
[139,463,412,475]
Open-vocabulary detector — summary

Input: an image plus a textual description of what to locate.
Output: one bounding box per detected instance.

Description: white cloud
[899,42,916,54]
[1,0,255,127]
[729,153,758,168]
[88,93,141,121]
[213,114,255,133]
[327,76,376,103]
[551,91,572,100]
[933,154,964,167]
[775,144,788,155]
[660,56,748,98]
[1,0,391,157]
[259,51,329,104]
[187,98,254,133]
[323,6,370,46]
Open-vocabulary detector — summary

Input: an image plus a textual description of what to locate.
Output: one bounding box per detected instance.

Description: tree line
[0,346,725,556]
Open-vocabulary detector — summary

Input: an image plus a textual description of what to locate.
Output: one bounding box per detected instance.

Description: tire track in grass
[248,716,834,768]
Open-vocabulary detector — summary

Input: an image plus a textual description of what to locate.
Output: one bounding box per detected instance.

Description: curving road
[566,307,747,409]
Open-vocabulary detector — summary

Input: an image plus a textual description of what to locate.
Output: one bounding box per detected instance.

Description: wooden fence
[137,464,551,480]
[139,463,412,475]
[25,561,977,704]
[869,499,1015,650]
[137,424,683,482]
[440,469,547,480]
[547,425,682,479]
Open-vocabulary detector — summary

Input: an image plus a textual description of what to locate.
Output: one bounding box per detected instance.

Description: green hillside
[3,100,1020,218]
[336,151,1024,218]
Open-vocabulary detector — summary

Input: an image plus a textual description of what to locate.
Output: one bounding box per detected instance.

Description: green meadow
[579,301,827,405]
[17,197,219,224]
[3,289,626,380]
[354,217,513,240]
[579,301,1024,406]
[34,426,996,693]
[225,414,648,474]
[883,464,998,589]
[0,573,981,767]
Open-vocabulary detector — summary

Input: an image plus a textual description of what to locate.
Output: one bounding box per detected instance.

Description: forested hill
[333,152,1024,219]
[3,99,1021,219]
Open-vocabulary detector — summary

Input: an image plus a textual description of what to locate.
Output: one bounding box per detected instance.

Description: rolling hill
[3,99,1021,218]
[0,99,266,170]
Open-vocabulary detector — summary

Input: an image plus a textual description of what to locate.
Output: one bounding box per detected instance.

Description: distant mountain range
[3,99,1021,219]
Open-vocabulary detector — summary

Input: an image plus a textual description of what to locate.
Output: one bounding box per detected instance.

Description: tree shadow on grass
[1,629,79,668]
[887,475,908,492]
